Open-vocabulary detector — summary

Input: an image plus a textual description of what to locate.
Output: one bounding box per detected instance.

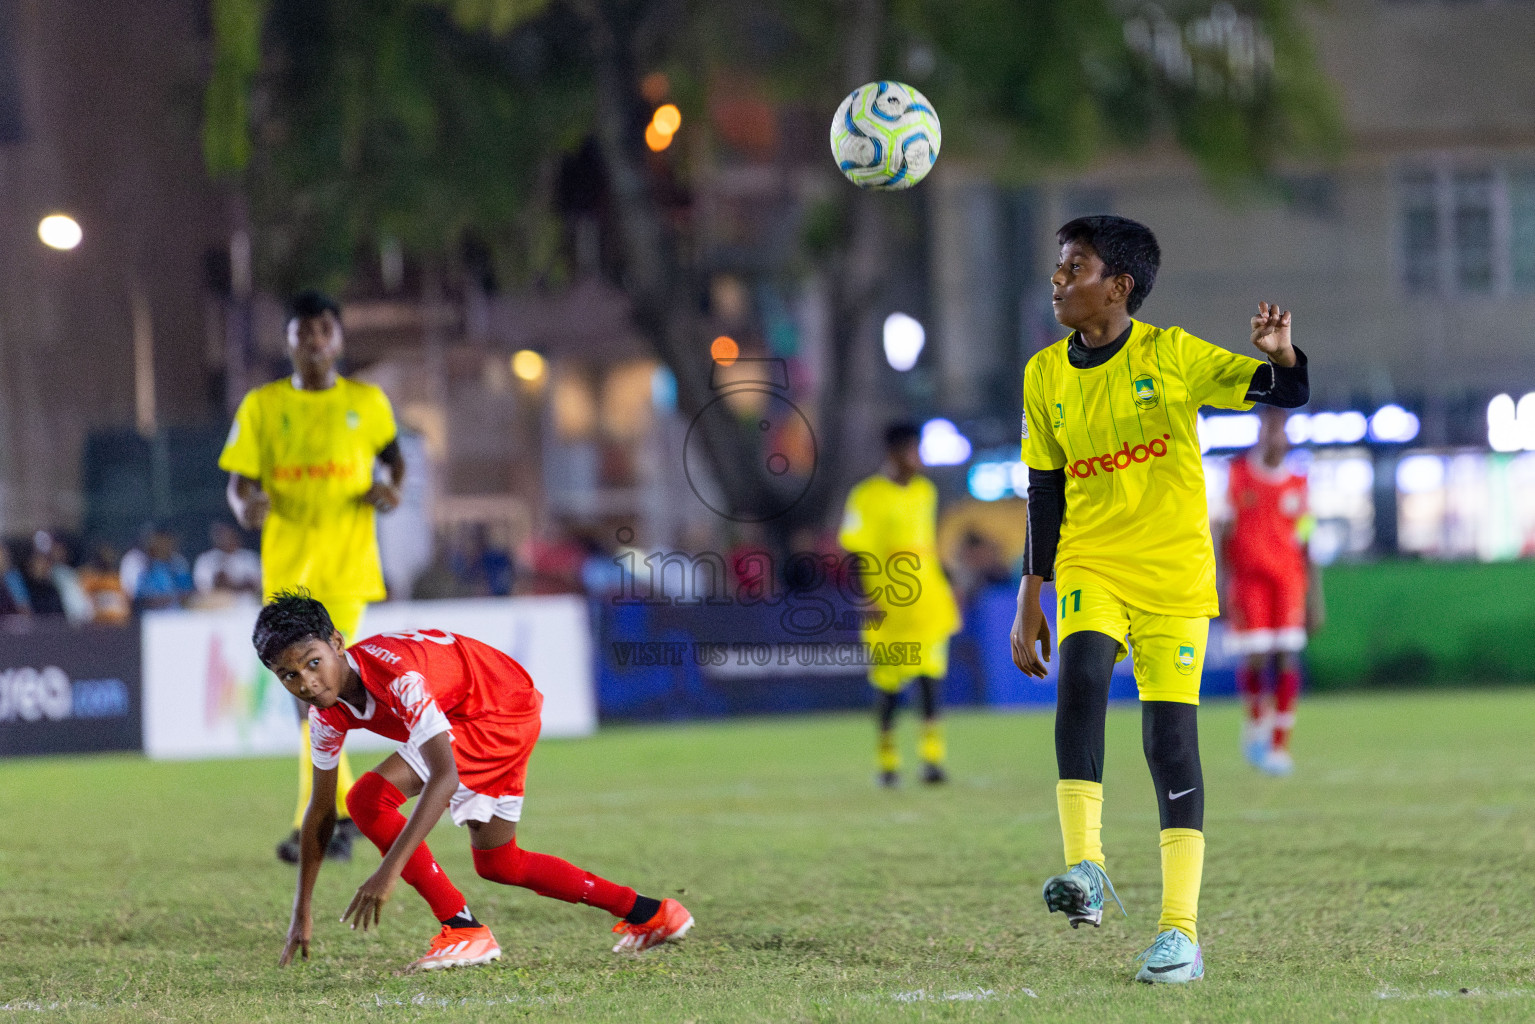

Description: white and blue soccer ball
[829,81,941,191]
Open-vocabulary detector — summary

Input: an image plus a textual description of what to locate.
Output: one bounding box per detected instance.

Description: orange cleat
[611,898,693,953]
[409,924,502,971]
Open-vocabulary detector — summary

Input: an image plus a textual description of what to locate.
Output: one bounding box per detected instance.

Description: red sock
[1272,668,1301,750]
[346,771,467,922]
[1237,663,1265,722]
[472,839,639,918]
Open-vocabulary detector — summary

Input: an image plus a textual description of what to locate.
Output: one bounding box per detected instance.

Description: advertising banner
[143,596,596,760]
[0,622,141,756]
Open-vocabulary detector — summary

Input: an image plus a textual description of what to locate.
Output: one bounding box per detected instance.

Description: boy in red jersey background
[255,592,692,971]
[1221,406,1324,775]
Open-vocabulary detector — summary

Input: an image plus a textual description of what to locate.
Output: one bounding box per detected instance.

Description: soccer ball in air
[829,81,941,191]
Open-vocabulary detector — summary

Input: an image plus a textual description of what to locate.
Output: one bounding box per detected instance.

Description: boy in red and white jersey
[1221,406,1323,775]
[256,591,692,971]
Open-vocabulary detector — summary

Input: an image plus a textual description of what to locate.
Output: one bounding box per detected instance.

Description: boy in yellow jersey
[838,422,962,787]
[220,290,406,864]
[1009,216,1308,984]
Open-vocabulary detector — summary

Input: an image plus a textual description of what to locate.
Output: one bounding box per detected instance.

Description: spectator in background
[36,532,92,624]
[119,524,153,603]
[520,521,586,595]
[78,543,131,624]
[950,530,1013,608]
[453,524,515,597]
[133,529,194,611]
[22,546,65,616]
[194,521,263,600]
[0,545,29,618]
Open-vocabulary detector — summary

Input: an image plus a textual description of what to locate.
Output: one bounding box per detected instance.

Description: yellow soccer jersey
[1021,320,1263,618]
[838,474,962,644]
[218,377,397,601]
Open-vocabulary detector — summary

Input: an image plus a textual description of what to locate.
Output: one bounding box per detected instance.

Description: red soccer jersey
[309,629,542,771]
[1224,454,1309,581]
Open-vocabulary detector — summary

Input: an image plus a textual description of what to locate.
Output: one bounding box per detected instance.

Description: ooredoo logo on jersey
[1067,433,1172,479]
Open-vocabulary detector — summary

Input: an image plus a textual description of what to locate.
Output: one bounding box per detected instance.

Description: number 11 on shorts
[1060,589,1081,617]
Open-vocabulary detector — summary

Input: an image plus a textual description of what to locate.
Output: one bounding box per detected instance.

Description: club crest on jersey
[1133,374,1159,409]
[1175,643,1197,675]
[346,410,360,429]
[1066,433,1172,478]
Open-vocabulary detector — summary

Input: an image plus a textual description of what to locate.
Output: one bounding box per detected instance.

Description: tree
[205,0,1340,538]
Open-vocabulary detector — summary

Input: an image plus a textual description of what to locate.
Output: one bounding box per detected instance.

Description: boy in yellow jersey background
[220,290,406,864]
[1009,216,1309,984]
[838,423,962,787]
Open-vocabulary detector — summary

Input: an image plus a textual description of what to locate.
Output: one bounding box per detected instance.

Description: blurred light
[1335,411,1369,443]
[1488,393,1519,452]
[919,418,971,466]
[652,104,682,136]
[651,365,677,412]
[1009,461,1029,498]
[640,71,671,105]
[1396,454,1445,494]
[1519,393,1535,450]
[1368,404,1420,443]
[511,349,546,383]
[710,335,739,365]
[967,462,1008,501]
[644,122,673,152]
[38,213,82,250]
[882,312,925,371]
[1197,412,1260,452]
[967,460,1030,501]
[1283,410,1372,446]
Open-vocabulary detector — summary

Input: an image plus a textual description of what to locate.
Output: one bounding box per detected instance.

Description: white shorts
[1223,626,1307,657]
[397,736,526,827]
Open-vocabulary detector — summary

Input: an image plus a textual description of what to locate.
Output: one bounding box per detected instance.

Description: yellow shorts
[1054,574,1208,705]
[868,638,951,693]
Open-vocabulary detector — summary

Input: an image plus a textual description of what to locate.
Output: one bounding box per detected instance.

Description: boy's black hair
[288,289,342,323]
[253,588,338,667]
[1056,216,1160,315]
[884,421,921,449]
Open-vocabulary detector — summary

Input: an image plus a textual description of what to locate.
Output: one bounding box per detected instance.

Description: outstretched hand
[1250,302,1295,367]
[342,868,398,932]
[279,908,312,966]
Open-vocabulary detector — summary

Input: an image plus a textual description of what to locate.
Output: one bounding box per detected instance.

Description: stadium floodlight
[967,462,1008,501]
[1488,393,1520,452]
[1518,393,1535,451]
[1196,412,1260,452]
[919,418,971,466]
[1284,413,1311,445]
[1368,404,1420,444]
[1396,454,1445,495]
[38,213,82,250]
[882,313,925,371]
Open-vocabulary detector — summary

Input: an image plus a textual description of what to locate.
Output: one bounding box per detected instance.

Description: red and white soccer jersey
[309,629,544,825]
[1224,454,1310,655]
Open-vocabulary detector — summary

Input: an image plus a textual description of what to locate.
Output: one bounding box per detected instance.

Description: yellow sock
[1055,779,1104,867]
[918,722,945,765]
[293,719,358,828]
[876,730,900,772]
[1158,828,1205,943]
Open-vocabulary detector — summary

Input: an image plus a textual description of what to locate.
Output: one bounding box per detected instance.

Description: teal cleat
[1041,860,1125,929]
[1134,928,1204,984]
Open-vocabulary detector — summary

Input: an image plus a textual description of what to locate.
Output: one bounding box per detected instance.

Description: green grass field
[3,690,1534,1022]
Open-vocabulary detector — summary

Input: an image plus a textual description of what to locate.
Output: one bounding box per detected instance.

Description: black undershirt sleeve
[1023,467,1066,581]
[1244,345,1309,408]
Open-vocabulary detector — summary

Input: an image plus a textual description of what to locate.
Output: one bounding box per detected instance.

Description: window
[1397,162,1535,296]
